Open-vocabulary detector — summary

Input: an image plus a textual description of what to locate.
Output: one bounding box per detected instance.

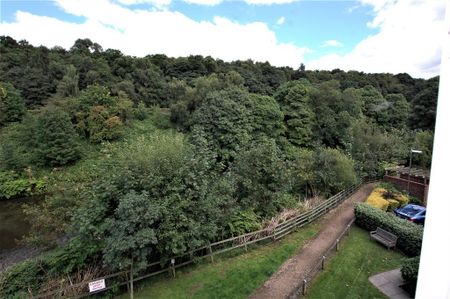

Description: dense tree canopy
[0,36,439,297]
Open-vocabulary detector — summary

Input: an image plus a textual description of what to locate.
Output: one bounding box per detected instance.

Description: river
[0,197,33,251]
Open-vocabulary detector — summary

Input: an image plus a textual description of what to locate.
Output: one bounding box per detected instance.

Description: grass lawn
[116,222,321,299]
[305,226,405,299]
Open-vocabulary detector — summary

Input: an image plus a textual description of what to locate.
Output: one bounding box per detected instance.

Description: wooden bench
[370,227,398,250]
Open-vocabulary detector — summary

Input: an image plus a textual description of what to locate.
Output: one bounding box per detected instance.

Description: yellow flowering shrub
[387,199,400,211]
[366,188,390,211]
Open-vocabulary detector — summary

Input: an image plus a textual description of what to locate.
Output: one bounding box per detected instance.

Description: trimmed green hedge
[354,203,423,256]
[401,256,420,284]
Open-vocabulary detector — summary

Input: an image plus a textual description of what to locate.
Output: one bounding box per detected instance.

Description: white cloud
[244,0,296,5]
[276,16,285,25]
[308,0,446,78]
[182,0,223,5]
[116,0,171,6]
[0,0,309,68]
[321,40,343,48]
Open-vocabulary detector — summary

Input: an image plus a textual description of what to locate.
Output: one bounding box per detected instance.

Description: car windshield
[401,206,423,216]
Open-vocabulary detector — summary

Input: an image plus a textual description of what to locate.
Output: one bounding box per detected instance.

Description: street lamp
[407,149,423,195]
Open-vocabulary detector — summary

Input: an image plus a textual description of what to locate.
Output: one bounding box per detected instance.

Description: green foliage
[412,130,434,168]
[227,210,261,236]
[401,256,420,284]
[56,65,79,98]
[247,93,285,139]
[0,260,46,298]
[234,139,289,216]
[345,119,409,178]
[312,148,357,195]
[0,81,26,126]
[0,238,101,297]
[43,238,102,275]
[67,85,131,142]
[103,191,160,271]
[0,171,45,200]
[35,107,81,166]
[0,117,37,171]
[191,88,253,165]
[354,203,423,256]
[274,80,314,146]
[410,78,438,130]
[74,133,234,270]
[310,80,357,147]
[306,227,404,299]
[134,101,148,120]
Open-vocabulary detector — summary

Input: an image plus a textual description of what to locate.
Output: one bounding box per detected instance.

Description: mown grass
[116,222,321,299]
[305,226,405,299]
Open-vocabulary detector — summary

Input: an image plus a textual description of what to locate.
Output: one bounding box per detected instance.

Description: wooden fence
[33,180,373,299]
[286,218,356,298]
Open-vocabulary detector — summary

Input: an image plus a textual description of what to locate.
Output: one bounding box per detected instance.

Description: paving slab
[369,268,412,299]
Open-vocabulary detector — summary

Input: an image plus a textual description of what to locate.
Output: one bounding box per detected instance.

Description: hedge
[354,203,423,256]
[401,256,420,284]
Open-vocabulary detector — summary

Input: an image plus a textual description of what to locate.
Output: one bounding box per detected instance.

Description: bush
[354,203,423,256]
[401,256,420,284]
[0,171,45,200]
[387,199,400,212]
[35,107,81,166]
[366,188,389,211]
[133,101,148,120]
[0,260,46,298]
[227,210,261,236]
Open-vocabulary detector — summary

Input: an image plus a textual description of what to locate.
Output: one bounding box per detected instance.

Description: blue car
[394,204,426,224]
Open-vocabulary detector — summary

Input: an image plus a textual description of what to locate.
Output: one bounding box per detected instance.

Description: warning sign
[88,279,106,292]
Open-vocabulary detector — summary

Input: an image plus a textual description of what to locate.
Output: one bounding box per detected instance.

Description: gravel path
[249,183,376,299]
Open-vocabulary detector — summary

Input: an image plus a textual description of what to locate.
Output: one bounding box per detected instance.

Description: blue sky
[0,0,446,78]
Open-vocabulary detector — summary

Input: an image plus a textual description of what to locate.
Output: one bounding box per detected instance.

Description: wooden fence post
[336,239,340,252]
[321,256,326,270]
[130,261,134,299]
[302,279,307,295]
[170,259,176,278]
[208,244,214,263]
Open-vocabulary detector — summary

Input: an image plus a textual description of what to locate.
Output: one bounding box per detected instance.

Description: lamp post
[407,149,423,195]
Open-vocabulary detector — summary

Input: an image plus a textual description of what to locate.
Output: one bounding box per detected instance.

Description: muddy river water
[0,197,33,251]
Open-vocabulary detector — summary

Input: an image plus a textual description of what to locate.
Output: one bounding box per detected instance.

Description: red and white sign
[88,279,106,292]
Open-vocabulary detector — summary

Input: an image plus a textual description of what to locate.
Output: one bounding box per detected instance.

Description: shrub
[0,260,46,298]
[387,199,400,212]
[133,101,148,120]
[35,107,81,166]
[401,256,420,284]
[0,171,45,200]
[354,203,423,256]
[366,188,389,211]
[227,210,261,236]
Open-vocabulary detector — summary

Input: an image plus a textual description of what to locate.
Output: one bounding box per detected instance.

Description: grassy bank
[305,227,405,299]
[116,222,321,299]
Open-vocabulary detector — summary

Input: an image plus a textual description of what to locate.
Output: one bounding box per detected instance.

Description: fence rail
[286,218,356,299]
[32,180,375,299]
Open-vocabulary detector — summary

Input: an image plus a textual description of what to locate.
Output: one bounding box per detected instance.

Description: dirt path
[249,183,376,299]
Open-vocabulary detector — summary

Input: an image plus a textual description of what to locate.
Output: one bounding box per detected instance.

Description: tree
[233,138,290,216]
[0,82,26,126]
[74,134,233,270]
[274,80,315,147]
[409,78,438,130]
[312,147,357,195]
[35,107,80,166]
[191,88,253,165]
[247,94,285,140]
[56,65,79,98]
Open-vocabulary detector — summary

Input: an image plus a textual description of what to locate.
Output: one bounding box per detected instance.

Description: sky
[0,0,447,78]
